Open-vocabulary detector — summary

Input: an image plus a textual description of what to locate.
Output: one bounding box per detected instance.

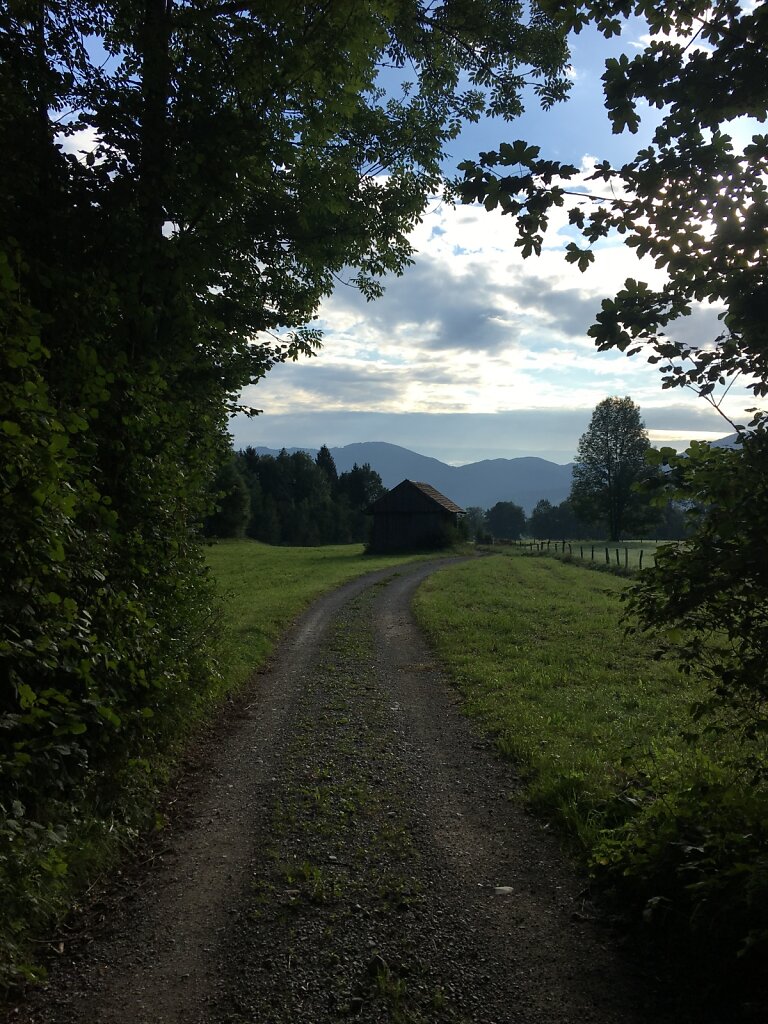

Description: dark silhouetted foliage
[570,397,660,541]
[485,501,526,540]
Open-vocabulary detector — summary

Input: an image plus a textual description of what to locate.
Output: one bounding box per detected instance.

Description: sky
[230,14,758,466]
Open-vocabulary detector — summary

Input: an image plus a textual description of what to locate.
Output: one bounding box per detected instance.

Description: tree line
[205,399,686,548]
[463,495,687,546]
[205,446,386,546]
[466,397,690,543]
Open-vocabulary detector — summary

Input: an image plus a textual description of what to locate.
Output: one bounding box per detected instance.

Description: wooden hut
[366,479,465,552]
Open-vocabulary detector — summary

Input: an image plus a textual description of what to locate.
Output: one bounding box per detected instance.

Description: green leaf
[97,706,122,728]
[16,684,37,709]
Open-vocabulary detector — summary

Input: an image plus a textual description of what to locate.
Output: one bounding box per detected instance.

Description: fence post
[639,550,644,570]
[624,547,628,568]
[615,548,620,566]
[605,547,609,565]
[580,545,583,560]
[591,545,594,562]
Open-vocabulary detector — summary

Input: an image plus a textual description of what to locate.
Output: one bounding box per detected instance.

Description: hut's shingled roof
[408,481,465,514]
[368,479,465,515]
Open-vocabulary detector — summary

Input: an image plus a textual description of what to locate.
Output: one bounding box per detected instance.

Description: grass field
[413,550,698,845]
[205,540,437,693]
[413,547,768,981]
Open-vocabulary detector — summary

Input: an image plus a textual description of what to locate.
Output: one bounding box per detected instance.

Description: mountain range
[251,441,573,513]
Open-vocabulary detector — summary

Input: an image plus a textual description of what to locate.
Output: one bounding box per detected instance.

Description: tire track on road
[13,558,681,1024]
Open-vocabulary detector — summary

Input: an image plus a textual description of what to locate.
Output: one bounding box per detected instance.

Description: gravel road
[8,559,687,1024]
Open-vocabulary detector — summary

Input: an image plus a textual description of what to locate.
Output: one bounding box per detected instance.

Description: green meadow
[414,548,768,974]
[413,550,697,839]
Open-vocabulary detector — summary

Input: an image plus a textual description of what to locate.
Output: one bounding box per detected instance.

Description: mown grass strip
[412,551,700,848]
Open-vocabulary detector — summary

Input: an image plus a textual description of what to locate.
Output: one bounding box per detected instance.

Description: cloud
[56,126,99,160]
[327,257,516,353]
[508,275,601,338]
[628,23,713,55]
[241,361,407,411]
[240,171,762,461]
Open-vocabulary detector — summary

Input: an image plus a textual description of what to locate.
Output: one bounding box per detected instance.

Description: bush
[0,248,224,990]
[592,745,768,976]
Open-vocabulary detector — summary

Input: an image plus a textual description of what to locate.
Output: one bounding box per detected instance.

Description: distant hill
[250,441,573,513]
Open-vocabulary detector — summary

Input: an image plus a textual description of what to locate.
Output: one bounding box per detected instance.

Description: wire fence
[506,538,678,571]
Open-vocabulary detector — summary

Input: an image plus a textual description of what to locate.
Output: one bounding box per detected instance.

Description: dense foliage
[0,0,572,985]
[206,447,386,546]
[458,0,768,975]
[484,500,526,540]
[528,498,588,540]
[570,397,657,540]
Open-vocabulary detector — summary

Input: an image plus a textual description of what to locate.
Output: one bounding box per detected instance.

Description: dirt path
[10,559,683,1023]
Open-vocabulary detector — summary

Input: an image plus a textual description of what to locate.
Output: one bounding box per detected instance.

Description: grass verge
[413,549,768,1003]
[413,551,695,840]
[509,538,674,571]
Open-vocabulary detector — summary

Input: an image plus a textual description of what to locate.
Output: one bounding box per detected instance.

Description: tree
[337,463,387,542]
[235,449,335,544]
[0,2,574,978]
[528,499,554,540]
[336,463,387,510]
[234,450,387,545]
[569,397,656,540]
[486,501,526,540]
[528,497,591,539]
[652,500,691,542]
[463,505,488,540]
[204,459,251,538]
[316,446,338,487]
[628,439,768,739]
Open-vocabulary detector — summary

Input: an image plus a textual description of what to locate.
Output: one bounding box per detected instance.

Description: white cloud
[241,168,761,460]
[56,126,99,160]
